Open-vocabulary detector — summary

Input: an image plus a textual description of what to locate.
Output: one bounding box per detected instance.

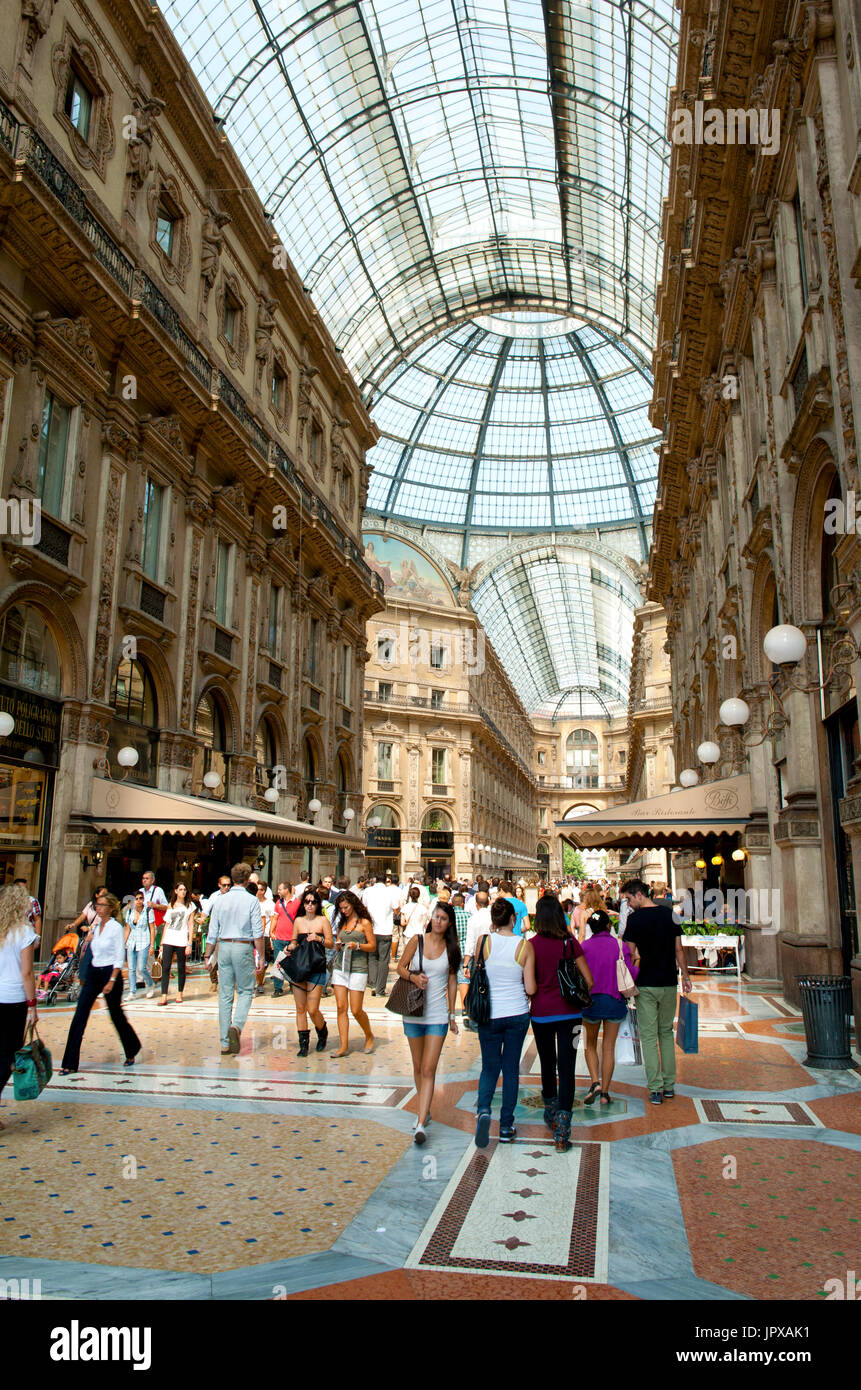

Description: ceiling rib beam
[460,336,512,568]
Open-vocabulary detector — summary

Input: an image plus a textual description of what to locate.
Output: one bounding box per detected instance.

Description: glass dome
[366,315,659,544]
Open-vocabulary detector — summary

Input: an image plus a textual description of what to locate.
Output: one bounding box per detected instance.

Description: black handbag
[281,936,326,983]
[386,938,425,1017]
[464,934,491,1026]
[558,936,592,1011]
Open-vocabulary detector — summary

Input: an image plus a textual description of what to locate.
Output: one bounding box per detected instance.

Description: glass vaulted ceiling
[161,0,677,392]
[162,0,677,715]
[366,314,658,548]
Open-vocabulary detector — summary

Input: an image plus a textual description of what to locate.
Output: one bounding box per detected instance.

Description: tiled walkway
[1,973,858,1300]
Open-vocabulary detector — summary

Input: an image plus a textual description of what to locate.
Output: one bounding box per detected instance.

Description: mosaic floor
[1,970,859,1301]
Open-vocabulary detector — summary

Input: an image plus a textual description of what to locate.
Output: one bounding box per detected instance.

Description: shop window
[0,605,61,696]
[110,657,158,786]
[193,691,229,800]
[254,717,277,795]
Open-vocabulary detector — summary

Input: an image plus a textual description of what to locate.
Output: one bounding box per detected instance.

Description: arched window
[254,717,278,794]
[422,807,452,832]
[193,691,229,800]
[566,729,599,787]
[368,804,398,829]
[110,657,158,785]
[0,605,61,696]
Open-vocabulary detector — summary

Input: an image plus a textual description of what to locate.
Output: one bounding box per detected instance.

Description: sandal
[599,1092,612,1105]
[583,1082,601,1106]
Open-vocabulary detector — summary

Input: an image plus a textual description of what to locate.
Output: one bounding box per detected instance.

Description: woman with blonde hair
[0,884,38,1127]
[60,890,141,1075]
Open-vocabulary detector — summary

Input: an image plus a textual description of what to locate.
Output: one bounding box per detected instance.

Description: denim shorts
[457,966,468,985]
[291,970,328,991]
[582,992,628,1022]
[403,1021,449,1038]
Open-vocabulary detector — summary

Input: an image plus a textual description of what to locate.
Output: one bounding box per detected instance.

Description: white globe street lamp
[679,769,699,788]
[343,807,355,822]
[719,697,750,727]
[697,741,721,765]
[263,786,279,804]
[763,623,807,667]
[117,746,139,768]
[0,712,15,738]
[307,797,322,815]
[203,769,222,790]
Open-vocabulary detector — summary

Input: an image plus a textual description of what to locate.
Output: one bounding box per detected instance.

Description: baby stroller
[37,931,83,1006]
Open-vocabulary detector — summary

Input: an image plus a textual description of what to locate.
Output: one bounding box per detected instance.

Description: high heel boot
[297,1029,310,1057]
[314,1021,328,1052]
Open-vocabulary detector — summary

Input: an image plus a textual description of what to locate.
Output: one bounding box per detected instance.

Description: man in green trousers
[620,879,692,1105]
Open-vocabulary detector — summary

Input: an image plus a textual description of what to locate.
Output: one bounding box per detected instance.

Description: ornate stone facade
[0,0,383,944]
[650,0,861,1028]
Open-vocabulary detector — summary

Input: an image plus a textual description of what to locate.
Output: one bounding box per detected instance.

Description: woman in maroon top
[530,896,594,1152]
[580,911,639,1106]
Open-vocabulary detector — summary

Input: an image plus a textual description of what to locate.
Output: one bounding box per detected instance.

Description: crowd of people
[0,867,690,1145]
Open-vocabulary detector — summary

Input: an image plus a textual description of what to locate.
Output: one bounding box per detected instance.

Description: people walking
[158,884,194,1004]
[60,891,141,1075]
[122,891,155,1000]
[330,890,375,1056]
[474,896,536,1147]
[270,882,298,998]
[62,885,105,985]
[580,910,638,1107]
[395,901,461,1146]
[204,863,265,1056]
[282,889,332,1056]
[361,874,395,998]
[0,884,39,1128]
[620,878,691,1104]
[401,885,430,944]
[530,895,594,1151]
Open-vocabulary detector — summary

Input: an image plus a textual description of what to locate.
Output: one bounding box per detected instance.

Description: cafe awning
[88,778,365,851]
[557,774,751,850]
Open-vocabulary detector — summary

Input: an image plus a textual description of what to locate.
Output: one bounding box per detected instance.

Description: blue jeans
[126,942,153,994]
[217,940,256,1047]
[476,1012,531,1129]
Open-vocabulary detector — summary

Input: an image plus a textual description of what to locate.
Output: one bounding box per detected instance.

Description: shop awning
[88,778,365,850]
[556,774,751,850]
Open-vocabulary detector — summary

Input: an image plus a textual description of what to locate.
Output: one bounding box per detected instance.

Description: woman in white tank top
[474,896,536,1148]
[395,902,461,1147]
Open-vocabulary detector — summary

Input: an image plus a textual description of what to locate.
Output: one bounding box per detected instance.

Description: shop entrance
[422,857,450,882]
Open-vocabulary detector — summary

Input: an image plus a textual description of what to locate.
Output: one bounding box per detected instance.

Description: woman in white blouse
[60,891,141,1075]
[158,883,194,1005]
[0,883,38,1128]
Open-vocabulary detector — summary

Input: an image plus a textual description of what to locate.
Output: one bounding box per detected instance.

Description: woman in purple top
[530,896,594,1152]
[580,910,639,1106]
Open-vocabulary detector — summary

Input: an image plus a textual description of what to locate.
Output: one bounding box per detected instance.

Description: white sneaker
[146,988,154,999]
[413,1123,426,1146]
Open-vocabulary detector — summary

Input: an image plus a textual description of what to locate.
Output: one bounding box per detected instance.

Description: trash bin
[796,975,853,1069]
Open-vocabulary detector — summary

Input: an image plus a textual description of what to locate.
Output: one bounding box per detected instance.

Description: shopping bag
[12,1023,53,1100]
[676,994,699,1054]
[615,1005,642,1066]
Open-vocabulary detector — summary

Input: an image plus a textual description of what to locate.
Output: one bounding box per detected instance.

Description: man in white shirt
[361,874,395,997]
[141,871,167,910]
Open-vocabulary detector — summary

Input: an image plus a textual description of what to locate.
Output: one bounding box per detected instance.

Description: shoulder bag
[464,934,491,1025]
[281,932,327,983]
[557,936,592,1011]
[386,937,425,1017]
[616,937,638,998]
[12,1022,53,1100]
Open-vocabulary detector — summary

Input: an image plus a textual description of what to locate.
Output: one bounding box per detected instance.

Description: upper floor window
[271,364,287,411]
[155,204,177,260]
[430,642,446,670]
[141,477,165,583]
[377,633,395,664]
[110,657,158,786]
[431,748,446,785]
[537,750,546,766]
[193,691,228,800]
[378,681,393,702]
[341,644,352,705]
[0,604,61,696]
[377,742,393,780]
[64,70,94,140]
[267,583,281,656]
[37,390,72,519]
[309,424,323,469]
[566,728,599,786]
[214,538,234,627]
[430,688,444,709]
[307,617,321,683]
[793,193,808,307]
[222,291,241,347]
